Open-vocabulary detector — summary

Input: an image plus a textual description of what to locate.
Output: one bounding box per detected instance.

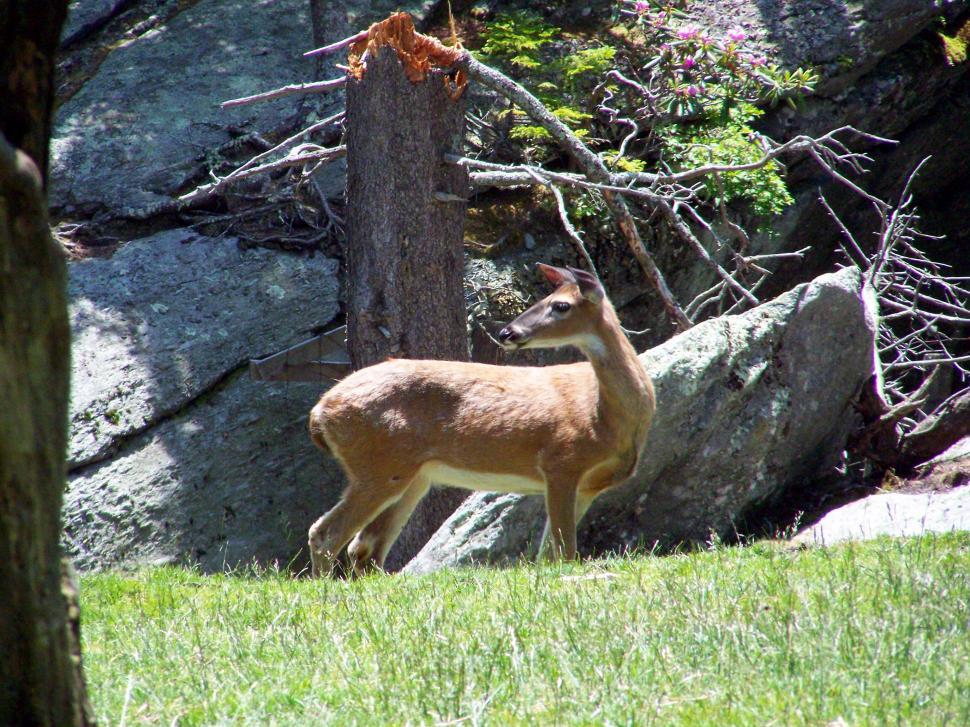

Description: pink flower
[686,85,700,97]
[634,1,650,13]
[677,27,699,40]
[728,28,747,43]
[682,57,697,69]
[749,55,767,67]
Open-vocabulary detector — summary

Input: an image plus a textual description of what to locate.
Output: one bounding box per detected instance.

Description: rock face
[51,0,316,217]
[50,0,443,219]
[62,0,131,45]
[64,230,343,571]
[406,267,873,574]
[688,1,962,92]
[793,485,970,546]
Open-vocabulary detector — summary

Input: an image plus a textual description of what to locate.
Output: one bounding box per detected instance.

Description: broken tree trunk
[345,39,470,570]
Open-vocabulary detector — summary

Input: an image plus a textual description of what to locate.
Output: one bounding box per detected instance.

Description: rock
[687,1,963,93]
[64,372,343,572]
[68,228,339,468]
[405,495,546,575]
[405,267,873,573]
[65,228,342,571]
[50,0,443,218]
[51,0,316,217]
[792,485,970,546]
[62,0,131,46]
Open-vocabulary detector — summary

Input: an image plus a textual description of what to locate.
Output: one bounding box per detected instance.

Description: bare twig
[221,77,347,109]
[462,53,691,331]
[304,30,369,58]
[548,184,598,277]
[177,145,346,204]
[179,113,345,205]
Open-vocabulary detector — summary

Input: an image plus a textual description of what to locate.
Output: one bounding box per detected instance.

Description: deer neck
[579,303,654,433]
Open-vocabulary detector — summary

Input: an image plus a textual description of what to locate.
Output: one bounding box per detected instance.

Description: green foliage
[939,15,970,65]
[509,123,553,143]
[571,189,607,220]
[476,11,556,69]
[81,535,970,725]
[474,7,818,218]
[940,32,968,65]
[663,102,793,217]
[602,150,648,173]
[560,46,616,85]
[478,12,607,148]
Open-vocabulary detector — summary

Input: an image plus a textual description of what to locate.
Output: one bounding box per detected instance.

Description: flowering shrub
[475,3,817,218]
[623,0,816,119]
[617,0,815,219]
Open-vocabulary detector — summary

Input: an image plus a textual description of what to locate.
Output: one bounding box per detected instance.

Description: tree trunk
[0,138,94,727]
[308,0,351,79]
[345,45,470,570]
[0,2,95,724]
[0,2,68,182]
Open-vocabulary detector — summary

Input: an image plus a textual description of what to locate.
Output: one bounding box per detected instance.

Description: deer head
[498,264,607,353]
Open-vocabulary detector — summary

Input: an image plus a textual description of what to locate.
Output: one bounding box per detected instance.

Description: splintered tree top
[348,12,467,98]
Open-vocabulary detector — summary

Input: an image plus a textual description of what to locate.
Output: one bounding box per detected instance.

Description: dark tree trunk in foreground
[0,3,67,180]
[345,45,470,570]
[0,140,94,727]
[0,2,95,724]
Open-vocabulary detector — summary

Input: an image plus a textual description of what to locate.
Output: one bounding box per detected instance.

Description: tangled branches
[826,160,970,469]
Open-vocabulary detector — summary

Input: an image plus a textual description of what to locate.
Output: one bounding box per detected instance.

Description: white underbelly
[420,461,546,495]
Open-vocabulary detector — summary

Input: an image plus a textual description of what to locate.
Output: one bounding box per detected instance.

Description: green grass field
[80,534,970,726]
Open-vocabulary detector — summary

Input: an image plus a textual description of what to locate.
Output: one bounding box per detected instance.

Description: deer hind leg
[308,474,413,578]
[347,474,431,576]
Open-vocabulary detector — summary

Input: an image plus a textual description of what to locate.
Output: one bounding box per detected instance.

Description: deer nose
[498,325,522,344]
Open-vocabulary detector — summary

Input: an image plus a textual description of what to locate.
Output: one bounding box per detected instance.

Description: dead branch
[548,183,597,276]
[221,77,347,109]
[462,54,691,331]
[179,113,345,205]
[178,145,346,204]
[304,30,369,58]
[837,159,969,469]
[898,388,970,469]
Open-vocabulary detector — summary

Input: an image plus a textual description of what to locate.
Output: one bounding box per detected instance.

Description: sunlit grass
[81,533,970,725]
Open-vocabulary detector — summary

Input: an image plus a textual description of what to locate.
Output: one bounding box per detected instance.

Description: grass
[81,534,970,726]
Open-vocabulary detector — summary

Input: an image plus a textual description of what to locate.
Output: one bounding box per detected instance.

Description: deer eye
[552,301,572,314]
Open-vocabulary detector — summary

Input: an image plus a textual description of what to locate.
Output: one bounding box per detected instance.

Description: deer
[307,263,656,576]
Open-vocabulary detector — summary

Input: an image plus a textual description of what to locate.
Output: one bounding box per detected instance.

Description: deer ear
[536,263,575,289]
[567,266,605,303]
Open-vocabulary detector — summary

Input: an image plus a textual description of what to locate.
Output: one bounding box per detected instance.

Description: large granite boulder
[406,266,874,573]
[793,438,970,545]
[64,229,343,571]
[61,0,130,46]
[51,0,316,218]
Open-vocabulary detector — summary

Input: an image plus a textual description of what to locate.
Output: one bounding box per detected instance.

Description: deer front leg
[542,482,578,561]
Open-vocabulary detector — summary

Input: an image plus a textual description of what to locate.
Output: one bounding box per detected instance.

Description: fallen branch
[221,77,347,109]
[179,113,345,205]
[899,388,970,469]
[177,145,346,204]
